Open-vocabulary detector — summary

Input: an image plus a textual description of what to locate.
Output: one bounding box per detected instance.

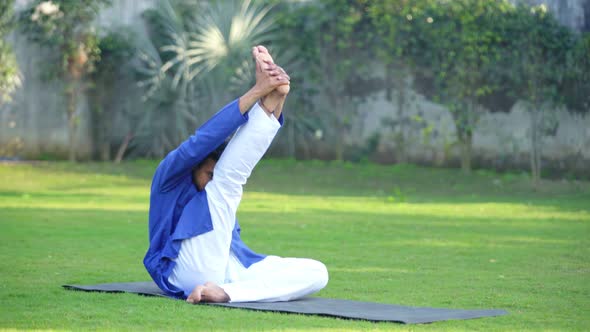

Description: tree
[279,0,376,161]
[88,30,136,161]
[0,0,21,105]
[412,0,512,172]
[503,4,574,186]
[20,0,111,161]
[267,2,323,159]
[369,0,430,163]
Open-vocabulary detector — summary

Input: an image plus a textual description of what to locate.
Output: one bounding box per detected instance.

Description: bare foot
[260,90,287,115]
[186,282,230,304]
[186,284,204,304]
[253,46,290,95]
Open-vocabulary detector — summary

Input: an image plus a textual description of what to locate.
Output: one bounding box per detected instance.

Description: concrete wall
[353,90,590,174]
[1,0,155,159]
[1,0,589,175]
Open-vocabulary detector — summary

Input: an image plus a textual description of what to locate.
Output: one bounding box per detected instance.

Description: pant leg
[221,253,329,303]
[169,103,282,297]
[205,102,282,217]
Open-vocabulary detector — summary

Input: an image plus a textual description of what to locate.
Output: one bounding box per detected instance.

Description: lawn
[0,160,588,331]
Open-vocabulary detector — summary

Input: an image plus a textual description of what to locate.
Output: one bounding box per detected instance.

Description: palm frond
[134,35,164,101]
[133,0,284,157]
[160,0,276,88]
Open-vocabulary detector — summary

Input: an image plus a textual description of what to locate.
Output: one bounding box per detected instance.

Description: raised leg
[206,102,282,212]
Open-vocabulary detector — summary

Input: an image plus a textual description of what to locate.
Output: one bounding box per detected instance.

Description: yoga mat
[63,281,507,324]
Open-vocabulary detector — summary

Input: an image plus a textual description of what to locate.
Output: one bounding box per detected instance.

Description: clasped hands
[252,46,290,115]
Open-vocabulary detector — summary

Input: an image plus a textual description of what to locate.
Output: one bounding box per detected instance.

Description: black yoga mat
[63,281,507,324]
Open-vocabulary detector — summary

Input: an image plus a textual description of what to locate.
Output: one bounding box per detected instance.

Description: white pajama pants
[169,103,328,302]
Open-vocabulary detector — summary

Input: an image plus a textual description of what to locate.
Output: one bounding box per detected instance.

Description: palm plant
[133,0,278,157]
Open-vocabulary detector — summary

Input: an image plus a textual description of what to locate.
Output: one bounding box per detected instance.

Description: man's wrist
[239,86,265,114]
[259,96,274,114]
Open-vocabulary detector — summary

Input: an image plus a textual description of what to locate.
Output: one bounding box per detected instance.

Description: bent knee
[309,259,329,291]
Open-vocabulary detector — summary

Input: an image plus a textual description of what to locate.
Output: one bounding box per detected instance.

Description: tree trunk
[100,141,111,161]
[23,51,40,157]
[299,133,310,160]
[66,84,78,162]
[530,107,542,187]
[396,73,407,163]
[114,132,133,164]
[287,116,295,158]
[460,131,472,173]
[90,105,111,162]
[98,105,110,161]
[334,126,344,161]
[456,102,474,174]
[327,89,345,161]
[385,62,394,102]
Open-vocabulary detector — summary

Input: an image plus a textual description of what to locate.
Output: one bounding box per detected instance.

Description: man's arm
[239,51,289,113]
[155,100,248,192]
[155,53,290,192]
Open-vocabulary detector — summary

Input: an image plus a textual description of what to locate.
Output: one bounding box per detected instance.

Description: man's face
[193,158,216,191]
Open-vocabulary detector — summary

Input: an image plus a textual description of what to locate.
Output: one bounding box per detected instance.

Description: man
[144,46,329,303]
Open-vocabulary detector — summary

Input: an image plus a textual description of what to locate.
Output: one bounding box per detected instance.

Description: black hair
[207,141,228,162]
[193,140,228,171]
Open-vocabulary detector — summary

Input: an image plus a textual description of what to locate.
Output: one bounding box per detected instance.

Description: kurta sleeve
[155,99,248,192]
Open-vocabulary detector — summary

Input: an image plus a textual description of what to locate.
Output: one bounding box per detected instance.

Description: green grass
[0,160,589,331]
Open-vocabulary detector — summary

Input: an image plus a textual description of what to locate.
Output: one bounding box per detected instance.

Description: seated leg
[221,254,329,303]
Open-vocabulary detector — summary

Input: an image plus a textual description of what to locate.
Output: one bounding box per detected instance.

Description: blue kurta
[143,99,267,298]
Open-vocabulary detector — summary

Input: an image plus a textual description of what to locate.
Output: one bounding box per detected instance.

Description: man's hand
[239,60,290,114]
[253,46,289,118]
[238,45,291,114]
[253,46,290,96]
[254,59,289,97]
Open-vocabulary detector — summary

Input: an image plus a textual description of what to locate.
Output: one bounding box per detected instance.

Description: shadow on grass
[6,160,588,209]
[14,160,159,181]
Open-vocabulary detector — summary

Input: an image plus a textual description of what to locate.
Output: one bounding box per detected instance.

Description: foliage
[369,0,422,65]
[369,0,426,163]
[501,4,575,186]
[406,0,515,172]
[0,0,21,104]
[563,33,590,113]
[271,1,331,158]
[19,0,110,80]
[19,0,111,161]
[8,0,587,175]
[89,29,137,161]
[503,4,574,110]
[275,0,377,160]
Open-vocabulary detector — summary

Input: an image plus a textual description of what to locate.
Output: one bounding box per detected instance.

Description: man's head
[192,142,227,191]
